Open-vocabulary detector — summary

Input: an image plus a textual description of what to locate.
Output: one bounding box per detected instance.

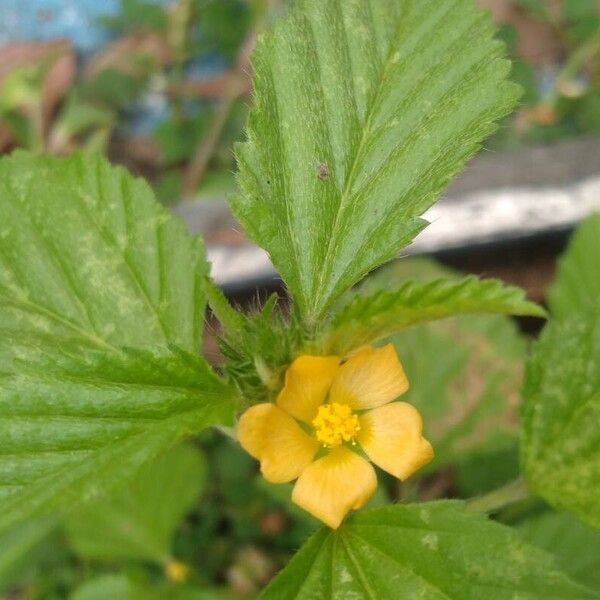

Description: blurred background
[0,0,598,296]
[0,1,599,598]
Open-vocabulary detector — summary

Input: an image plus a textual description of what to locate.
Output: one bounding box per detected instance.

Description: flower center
[312,402,360,447]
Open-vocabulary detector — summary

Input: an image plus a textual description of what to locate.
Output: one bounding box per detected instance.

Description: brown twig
[167,73,251,100]
[181,30,256,198]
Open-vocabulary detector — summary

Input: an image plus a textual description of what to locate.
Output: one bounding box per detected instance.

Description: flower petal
[329,344,409,410]
[276,355,340,422]
[357,402,433,480]
[237,403,319,483]
[291,447,376,528]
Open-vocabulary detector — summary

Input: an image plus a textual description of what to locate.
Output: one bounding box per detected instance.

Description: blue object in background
[0,0,228,135]
[0,0,169,55]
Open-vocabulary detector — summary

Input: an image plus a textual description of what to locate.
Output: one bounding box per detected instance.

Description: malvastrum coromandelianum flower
[237,344,433,528]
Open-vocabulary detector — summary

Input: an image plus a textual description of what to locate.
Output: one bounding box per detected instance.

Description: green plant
[0,0,261,204]
[493,0,600,147]
[0,1,599,597]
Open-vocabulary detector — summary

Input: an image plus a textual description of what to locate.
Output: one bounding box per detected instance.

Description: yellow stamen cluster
[312,402,360,447]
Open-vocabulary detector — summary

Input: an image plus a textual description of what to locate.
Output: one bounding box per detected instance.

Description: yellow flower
[165,559,189,583]
[237,344,433,528]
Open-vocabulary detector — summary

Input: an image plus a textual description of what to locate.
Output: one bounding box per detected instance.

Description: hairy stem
[466,478,531,514]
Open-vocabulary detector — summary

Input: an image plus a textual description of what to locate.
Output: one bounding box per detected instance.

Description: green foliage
[574,90,600,133]
[71,575,148,600]
[548,213,600,319]
[562,0,598,21]
[327,258,528,472]
[518,510,600,591]
[0,514,58,594]
[325,276,544,353]
[155,171,184,205]
[0,346,235,536]
[0,64,45,149]
[2,0,598,595]
[78,70,149,110]
[262,501,591,599]
[66,444,206,562]
[193,0,252,60]
[393,313,526,471]
[0,151,208,371]
[231,0,519,322]
[561,1,600,46]
[0,152,236,535]
[455,446,520,498]
[205,278,245,336]
[52,99,115,142]
[98,0,169,33]
[72,574,235,600]
[521,314,600,528]
[217,294,305,403]
[154,116,208,168]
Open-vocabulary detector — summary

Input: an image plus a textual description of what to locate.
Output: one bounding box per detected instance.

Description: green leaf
[0,151,208,373]
[71,574,236,600]
[329,258,528,470]
[392,313,526,470]
[324,276,544,353]
[66,444,206,562]
[518,510,600,591]
[548,214,600,319]
[262,501,591,599]
[205,278,245,339]
[455,446,520,497]
[71,575,148,600]
[52,99,114,141]
[0,514,58,594]
[232,0,520,321]
[520,314,600,528]
[0,346,236,535]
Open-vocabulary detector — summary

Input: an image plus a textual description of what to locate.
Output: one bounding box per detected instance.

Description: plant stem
[181,35,253,198]
[181,76,243,197]
[466,478,531,514]
[182,0,279,197]
[168,0,194,123]
[30,100,45,153]
[545,25,600,108]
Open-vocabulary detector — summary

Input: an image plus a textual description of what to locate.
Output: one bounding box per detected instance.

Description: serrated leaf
[262,501,591,599]
[517,510,600,591]
[66,444,206,562]
[393,314,526,470]
[232,0,520,321]
[520,314,600,529]
[548,214,600,319]
[0,151,208,373]
[324,276,544,353]
[205,278,245,338]
[328,258,528,469]
[0,347,236,535]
